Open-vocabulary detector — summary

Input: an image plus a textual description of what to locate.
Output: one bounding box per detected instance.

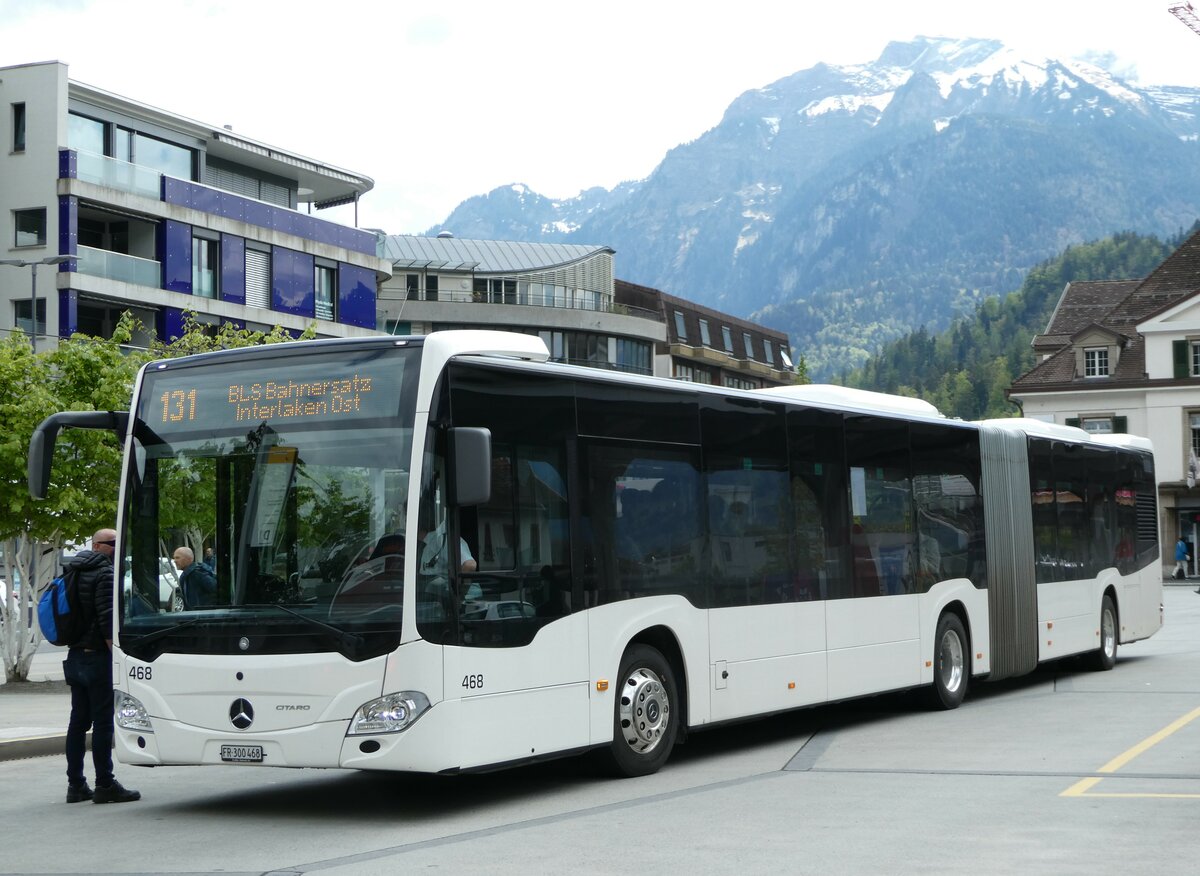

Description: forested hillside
[842,229,1190,420]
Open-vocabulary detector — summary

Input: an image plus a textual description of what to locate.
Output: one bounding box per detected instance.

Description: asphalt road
[2,588,1198,876]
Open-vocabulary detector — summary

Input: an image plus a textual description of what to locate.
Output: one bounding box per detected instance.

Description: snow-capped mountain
[428,37,1200,377]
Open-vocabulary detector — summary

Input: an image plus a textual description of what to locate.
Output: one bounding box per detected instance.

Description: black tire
[606,644,679,777]
[925,612,969,710]
[1086,594,1118,671]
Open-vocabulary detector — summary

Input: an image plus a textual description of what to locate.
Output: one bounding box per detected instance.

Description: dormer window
[1084,347,1109,378]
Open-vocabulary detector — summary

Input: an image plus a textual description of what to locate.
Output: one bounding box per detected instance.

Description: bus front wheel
[926,612,968,710]
[607,644,679,777]
[1086,594,1118,672]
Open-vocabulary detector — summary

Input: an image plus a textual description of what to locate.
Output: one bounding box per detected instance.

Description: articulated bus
[28,331,1162,777]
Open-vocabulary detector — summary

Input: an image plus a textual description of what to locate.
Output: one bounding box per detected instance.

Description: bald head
[172,546,195,571]
[92,528,117,559]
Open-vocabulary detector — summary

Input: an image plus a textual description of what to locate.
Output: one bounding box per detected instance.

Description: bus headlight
[114,690,154,733]
[347,691,431,735]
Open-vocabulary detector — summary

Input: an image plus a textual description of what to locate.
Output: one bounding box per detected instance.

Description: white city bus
[28,331,1162,777]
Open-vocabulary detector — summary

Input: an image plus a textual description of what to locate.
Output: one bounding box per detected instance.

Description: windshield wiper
[122,617,207,650]
[239,603,366,654]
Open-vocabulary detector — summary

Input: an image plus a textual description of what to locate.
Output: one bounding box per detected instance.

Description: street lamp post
[0,254,70,616]
[0,254,71,352]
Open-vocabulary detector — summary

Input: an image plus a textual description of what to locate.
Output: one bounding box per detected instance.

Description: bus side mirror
[451,427,491,506]
[29,410,130,499]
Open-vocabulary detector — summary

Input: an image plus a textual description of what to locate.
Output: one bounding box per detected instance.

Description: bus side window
[581,443,703,607]
[787,407,849,601]
[910,422,985,591]
[702,395,791,609]
[846,415,912,597]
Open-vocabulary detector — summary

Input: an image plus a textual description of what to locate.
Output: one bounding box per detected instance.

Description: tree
[793,354,811,385]
[0,318,149,681]
[0,312,318,682]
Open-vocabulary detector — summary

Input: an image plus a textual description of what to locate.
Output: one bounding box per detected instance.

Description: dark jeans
[63,649,114,787]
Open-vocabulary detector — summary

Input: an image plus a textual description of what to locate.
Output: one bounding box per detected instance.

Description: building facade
[1009,229,1200,572]
[378,234,664,375]
[616,280,795,388]
[377,235,794,386]
[1,61,390,349]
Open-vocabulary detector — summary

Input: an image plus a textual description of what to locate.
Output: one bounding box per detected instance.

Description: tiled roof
[1105,228,1200,329]
[1038,280,1141,341]
[1011,336,1147,390]
[1012,346,1077,387]
[1013,227,1200,391]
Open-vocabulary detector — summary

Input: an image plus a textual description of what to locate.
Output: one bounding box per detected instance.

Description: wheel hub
[1102,608,1116,657]
[619,667,670,754]
[939,629,964,693]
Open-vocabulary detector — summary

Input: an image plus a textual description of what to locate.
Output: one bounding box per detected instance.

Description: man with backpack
[62,528,141,805]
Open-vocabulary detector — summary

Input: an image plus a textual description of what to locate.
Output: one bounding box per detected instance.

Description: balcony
[73,150,162,199]
[76,245,161,288]
[384,288,661,321]
[61,149,376,258]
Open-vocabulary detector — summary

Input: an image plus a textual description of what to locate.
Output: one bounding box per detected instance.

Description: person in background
[174,545,217,608]
[63,528,142,804]
[1174,535,1189,581]
[202,546,216,572]
[419,519,477,577]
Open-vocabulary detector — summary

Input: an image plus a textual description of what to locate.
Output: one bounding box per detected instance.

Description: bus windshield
[118,342,420,662]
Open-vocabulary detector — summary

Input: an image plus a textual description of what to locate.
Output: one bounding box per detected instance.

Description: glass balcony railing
[387,288,660,321]
[74,150,162,199]
[77,245,161,288]
[64,149,376,257]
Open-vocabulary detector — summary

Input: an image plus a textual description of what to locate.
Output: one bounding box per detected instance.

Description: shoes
[92,780,141,804]
[66,782,93,803]
[1194,588,1200,594]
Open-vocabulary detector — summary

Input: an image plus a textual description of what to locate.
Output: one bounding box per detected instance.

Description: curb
[0,731,90,763]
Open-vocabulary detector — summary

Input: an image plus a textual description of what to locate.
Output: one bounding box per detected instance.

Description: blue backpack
[37,567,88,647]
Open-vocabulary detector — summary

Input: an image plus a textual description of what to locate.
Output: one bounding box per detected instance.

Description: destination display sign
[137,348,413,435]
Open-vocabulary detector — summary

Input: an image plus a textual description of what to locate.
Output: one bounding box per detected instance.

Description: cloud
[1078,49,1141,83]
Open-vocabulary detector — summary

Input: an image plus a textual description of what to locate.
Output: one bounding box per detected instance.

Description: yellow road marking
[1061,705,1200,798]
[1065,790,1200,799]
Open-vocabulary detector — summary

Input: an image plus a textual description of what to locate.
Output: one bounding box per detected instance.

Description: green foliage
[793,354,811,385]
[0,317,148,544]
[1,310,319,679]
[842,231,1177,420]
[151,311,317,358]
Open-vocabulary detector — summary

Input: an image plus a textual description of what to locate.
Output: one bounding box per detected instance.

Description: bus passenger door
[433,436,590,770]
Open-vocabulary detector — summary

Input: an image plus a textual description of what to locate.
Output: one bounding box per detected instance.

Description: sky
[5,0,1200,234]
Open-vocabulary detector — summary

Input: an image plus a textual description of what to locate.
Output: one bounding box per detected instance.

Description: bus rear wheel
[925,612,968,710]
[607,644,679,777]
[1086,595,1118,671]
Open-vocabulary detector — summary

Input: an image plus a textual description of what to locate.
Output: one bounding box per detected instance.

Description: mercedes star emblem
[229,698,254,730]
[238,637,250,651]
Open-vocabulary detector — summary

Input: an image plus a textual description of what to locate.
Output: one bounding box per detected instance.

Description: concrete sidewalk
[0,643,79,762]
[3,578,1200,763]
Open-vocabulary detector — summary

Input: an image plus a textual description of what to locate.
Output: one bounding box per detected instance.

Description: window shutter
[1174,340,1189,378]
[1065,417,1080,428]
[245,249,270,308]
[1113,416,1127,433]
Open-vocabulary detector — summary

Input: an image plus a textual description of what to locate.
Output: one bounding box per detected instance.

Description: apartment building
[377,235,793,386]
[0,61,390,348]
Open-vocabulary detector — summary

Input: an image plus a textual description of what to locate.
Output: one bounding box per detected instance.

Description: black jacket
[64,549,113,651]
